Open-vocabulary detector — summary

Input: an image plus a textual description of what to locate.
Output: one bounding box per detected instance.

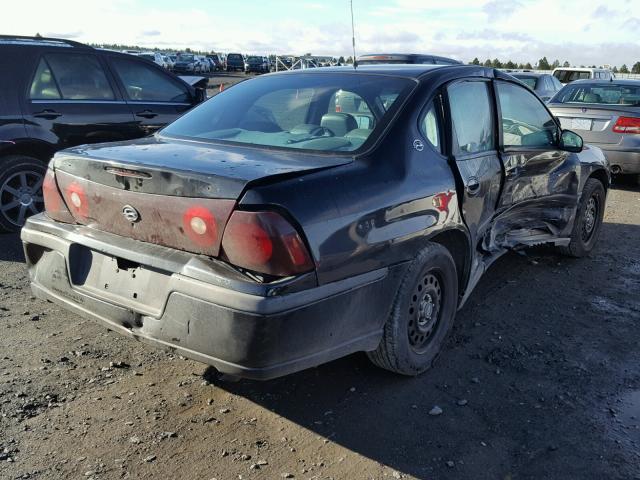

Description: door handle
[466,178,481,196]
[135,110,158,119]
[33,109,62,120]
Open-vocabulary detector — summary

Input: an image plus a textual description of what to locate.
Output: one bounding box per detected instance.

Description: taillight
[221,210,314,277]
[42,169,75,223]
[64,182,89,218]
[612,117,640,134]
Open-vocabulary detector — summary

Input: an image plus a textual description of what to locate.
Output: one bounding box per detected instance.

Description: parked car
[552,67,613,85]
[548,79,640,183]
[0,35,207,231]
[246,55,271,74]
[226,53,245,72]
[22,64,609,380]
[357,53,462,65]
[173,53,200,73]
[162,54,174,70]
[137,52,166,69]
[510,72,563,102]
[195,55,210,73]
[207,54,224,71]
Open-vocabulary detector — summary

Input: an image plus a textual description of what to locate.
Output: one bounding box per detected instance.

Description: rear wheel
[0,156,46,232]
[559,178,605,257]
[367,243,458,376]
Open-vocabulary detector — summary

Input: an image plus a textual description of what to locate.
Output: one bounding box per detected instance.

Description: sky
[2,0,639,67]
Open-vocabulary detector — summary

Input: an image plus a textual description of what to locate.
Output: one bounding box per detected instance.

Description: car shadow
[209,220,640,479]
[0,233,24,262]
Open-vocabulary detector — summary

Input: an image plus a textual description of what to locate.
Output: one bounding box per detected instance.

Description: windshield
[228,54,243,61]
[553,70,591,83]
[512,75,538,89]
[177,54,195,62]
[551,83,640,106]
[161,73,415,153]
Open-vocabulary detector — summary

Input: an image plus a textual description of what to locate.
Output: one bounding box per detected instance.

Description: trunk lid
[52,135,350,256]
[549,104,640,145]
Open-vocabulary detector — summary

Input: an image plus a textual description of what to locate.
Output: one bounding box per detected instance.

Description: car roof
[564,78,640,86]
[0,34,91,50]
[271,63,489,79]
[357,53,461,63]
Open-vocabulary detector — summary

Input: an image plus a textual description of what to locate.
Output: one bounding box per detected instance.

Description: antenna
[350,0,357,68]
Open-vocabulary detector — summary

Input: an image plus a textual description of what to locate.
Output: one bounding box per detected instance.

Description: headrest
[320,113,358,137]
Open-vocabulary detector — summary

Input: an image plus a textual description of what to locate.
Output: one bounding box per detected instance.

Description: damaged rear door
[490,80,580,249]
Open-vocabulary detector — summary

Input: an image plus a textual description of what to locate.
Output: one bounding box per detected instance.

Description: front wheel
[0,155,46,232]
[559,178,606,257]
[367,243,459,376]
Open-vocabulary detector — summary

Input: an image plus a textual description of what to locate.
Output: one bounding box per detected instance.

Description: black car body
[510,72,563,102]
[22,65,609,380]
[357,53,462,65]
[226,53,245,72]
[0,35,206,231]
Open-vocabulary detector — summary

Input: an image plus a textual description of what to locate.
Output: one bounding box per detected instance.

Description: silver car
[510,72,563,102]
[548,79,640,182]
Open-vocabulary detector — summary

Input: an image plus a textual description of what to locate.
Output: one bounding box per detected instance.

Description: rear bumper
[21,215,402,379]
[590,145,640,174]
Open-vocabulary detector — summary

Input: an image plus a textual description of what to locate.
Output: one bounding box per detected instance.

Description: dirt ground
[1,180,640,480]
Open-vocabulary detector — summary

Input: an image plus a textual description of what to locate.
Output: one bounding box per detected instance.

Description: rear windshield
[553,70,591,83]
[512,75,538,89]
[228,54,243,61]
[551,83,640,106]
[161,73,415,153]
[177,54,194,62]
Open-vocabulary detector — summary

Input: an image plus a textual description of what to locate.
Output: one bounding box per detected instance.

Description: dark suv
[0,35,206,232]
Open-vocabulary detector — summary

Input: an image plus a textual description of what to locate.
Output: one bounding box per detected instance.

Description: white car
[137,52,166,69]
[552,67,613,85]
[162,54,174,70]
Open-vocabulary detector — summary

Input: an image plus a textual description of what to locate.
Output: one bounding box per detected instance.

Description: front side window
[419,102,441,153]
[161,73,415,153]
[447,81,494,155]
[41,53,115,100]
[111,57,189,102]
[496,82,557,148]
[29,58,61,99]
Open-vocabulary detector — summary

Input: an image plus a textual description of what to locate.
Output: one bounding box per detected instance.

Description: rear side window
[111,57,189,103]
[496,82,557,148]
[419,102,441,153]
[448,82,494,155]
[32,54,115,100]
[29,58,61,99]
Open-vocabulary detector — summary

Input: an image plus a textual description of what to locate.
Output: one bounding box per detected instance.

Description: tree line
[470,56,640,73]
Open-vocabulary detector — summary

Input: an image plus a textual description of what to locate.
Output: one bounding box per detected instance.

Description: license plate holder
[571,118,592,130]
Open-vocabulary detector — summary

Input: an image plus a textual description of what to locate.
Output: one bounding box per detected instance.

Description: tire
[0,155,47,232]
[367,243,459,376]
[559,178,606,258]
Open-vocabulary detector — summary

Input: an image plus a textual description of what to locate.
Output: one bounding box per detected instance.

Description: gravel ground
[1,181,639,480]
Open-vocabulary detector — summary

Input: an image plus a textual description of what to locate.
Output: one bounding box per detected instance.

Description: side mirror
[559,129,583,153]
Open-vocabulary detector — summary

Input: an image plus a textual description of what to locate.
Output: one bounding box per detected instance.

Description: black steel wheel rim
[0,170,44,227]
[407,271,443,353]
[581,194,599,242]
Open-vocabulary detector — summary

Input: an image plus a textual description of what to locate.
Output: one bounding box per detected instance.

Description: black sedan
[22,65,609,379]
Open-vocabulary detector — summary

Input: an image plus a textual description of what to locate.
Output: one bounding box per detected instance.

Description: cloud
[482,0,526,21]
[592,5,619,18]
[142,30,161,37]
